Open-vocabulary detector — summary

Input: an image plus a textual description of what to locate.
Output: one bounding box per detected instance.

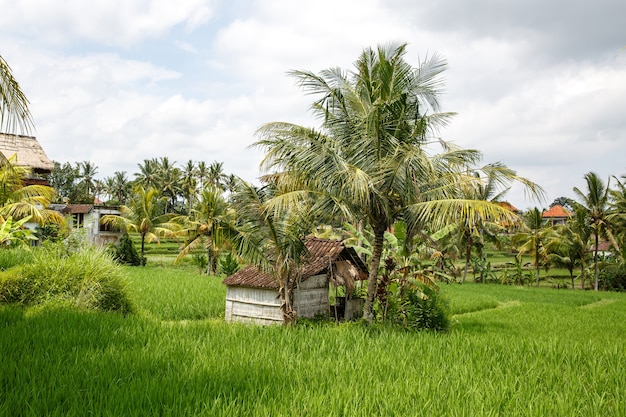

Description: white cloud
[1,0,625,210]
[0,0,215,46]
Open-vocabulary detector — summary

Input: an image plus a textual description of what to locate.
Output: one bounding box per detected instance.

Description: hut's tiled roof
[223,237,368,289]
[0,133,54,173]
[542,205,571,218]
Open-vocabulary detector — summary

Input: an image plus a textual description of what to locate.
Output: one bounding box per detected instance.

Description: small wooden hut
[223,237,368,325]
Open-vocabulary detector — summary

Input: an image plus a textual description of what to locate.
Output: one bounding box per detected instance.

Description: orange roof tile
[542,205,572,218]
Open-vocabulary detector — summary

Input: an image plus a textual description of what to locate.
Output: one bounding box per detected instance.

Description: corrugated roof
[223,237,368,289]
[0,133,54,173]
[543,205,572,218]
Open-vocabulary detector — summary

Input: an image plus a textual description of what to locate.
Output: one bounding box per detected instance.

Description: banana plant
[0,215,37,247]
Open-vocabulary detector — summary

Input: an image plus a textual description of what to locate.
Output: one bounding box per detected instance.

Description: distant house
[542,205,572,226]
[590,240,612,258]
[223,237,368,325]
[0,133,54,186]
[496,201,522,231]
[57,204,122,246]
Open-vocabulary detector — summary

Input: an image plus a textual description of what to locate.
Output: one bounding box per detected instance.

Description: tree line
[4,45,626,328]
[49,158,238,211]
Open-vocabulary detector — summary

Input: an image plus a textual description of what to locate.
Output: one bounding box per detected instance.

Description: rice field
[1,265,625,416]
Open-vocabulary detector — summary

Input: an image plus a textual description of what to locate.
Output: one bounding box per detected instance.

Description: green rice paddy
[1,265,625,416]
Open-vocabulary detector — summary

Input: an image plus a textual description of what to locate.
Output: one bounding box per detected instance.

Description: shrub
[191,252,208,274]
[113,233,146,266]
[218,252,239,276]
[386,280,451,332]
[0,243,135,314]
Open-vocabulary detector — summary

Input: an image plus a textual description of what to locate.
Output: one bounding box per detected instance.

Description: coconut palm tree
[254,43,521,323]
[229,179,311,324]
[456,163,542,282]
[101,185,178,257]
[513,208,552,286]
[573,172,618,291]
[175,186,235,274]
[0,153,63,225]
[180,160,198,215]
[1,55,34,134]
[544,206,591,289]
[207,161,226,191]
[196,161,209,190]
[157,157,181,213]
[112,171,131,205]
[77,161,98,201]
[135,158,160,190]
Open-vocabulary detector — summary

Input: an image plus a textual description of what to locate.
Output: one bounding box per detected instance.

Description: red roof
[496,201,520,213]
[223,237,368,289]
[542,205,572,218]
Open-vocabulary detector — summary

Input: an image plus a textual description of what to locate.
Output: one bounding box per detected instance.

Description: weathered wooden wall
[293,274,329,318]
[225,286,283,325]
[225,274,330,325]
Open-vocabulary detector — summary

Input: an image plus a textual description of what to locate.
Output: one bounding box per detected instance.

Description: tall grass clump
[0,247,34,270]
[0,242,134,314]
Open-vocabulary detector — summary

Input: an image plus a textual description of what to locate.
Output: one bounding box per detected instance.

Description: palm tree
[181,160,198,215]
[157,157,181,212]
[513,208,552,286]
[544,206,591,289]
[230,179,311,324]
[457,163,542,282]
[135,158,160,189]
[0,153,63,225]
[573,172,618,291]
[175,186,235,274]
[101,185,178,257]
[113,171,130,204]
[77,161,98,202]
[102,176,116,202]
[207,161,226,191]
[1,55,34,134]
[255,43,521,323]
[196,161,209,190]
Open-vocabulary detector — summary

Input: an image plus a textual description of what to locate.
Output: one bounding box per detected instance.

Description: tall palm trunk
[535,248,540,287]
[593,232,599,291]
[363,223,386,324]
[462,236,472,283]
[580,263,586,290]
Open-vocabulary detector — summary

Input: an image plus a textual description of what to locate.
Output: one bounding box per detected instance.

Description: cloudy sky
[1,0,624,209]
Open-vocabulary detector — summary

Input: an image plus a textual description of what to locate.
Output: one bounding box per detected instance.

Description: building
[0,133,54,185]
[55,203,122,246]
[223,237,368,325]
[542,205,572,226]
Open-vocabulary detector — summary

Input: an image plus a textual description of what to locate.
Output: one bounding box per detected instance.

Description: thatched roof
[223,237,368,289]
[0,133,54,173]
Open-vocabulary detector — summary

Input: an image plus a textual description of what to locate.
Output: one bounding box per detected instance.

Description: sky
[1,0,625,210]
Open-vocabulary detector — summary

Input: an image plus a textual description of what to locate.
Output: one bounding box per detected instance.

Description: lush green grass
[126,265,225,320]
[2,267,625,416]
